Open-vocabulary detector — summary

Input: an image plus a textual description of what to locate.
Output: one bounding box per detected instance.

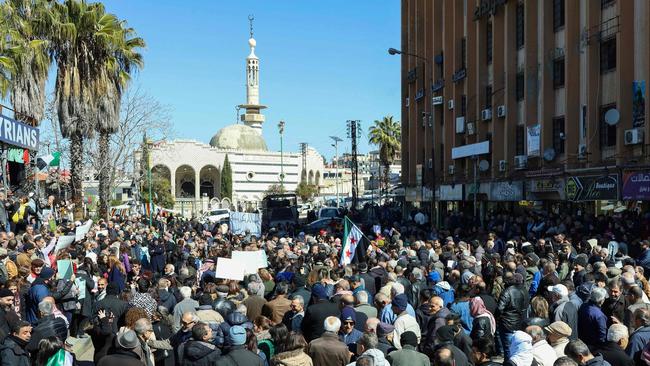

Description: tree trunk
[23,150,36,193]
[98,131,110,220]
[383,162,390,195]
[70,133,84,220]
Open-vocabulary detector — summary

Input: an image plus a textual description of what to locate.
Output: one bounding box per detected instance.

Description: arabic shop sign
[565,175,619,202]
[490,181,523,201]
[474,0,508,20]
[530,179,562,193]
[622,171,650,200]
[0,113,39,150]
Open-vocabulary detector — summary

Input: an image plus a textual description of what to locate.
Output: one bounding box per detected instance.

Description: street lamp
[330,136,342,207]
[388,46,437,226]
[278,120,285,188]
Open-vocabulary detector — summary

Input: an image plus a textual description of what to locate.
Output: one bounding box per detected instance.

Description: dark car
[303,217,342,234]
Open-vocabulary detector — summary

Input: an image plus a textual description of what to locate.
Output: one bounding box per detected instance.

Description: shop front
[526,178,566,213]
[487,181,525,213]
[437,184,464,217]
[565,174,619,215]
[622,171,650,211]
[0,112,40,190]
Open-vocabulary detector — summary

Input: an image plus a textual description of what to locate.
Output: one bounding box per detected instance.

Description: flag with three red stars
[341,216,363,266]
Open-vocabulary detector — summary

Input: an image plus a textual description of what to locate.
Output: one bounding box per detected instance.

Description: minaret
[239,15,266,134]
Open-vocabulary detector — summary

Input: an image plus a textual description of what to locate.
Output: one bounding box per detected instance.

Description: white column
[170,168,176,200]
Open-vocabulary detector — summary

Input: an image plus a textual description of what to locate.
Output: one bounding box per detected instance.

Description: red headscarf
[470,296,496,335]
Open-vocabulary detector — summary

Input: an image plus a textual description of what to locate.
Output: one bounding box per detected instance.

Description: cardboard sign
[57,259,73,280]
[55,235,76,252]
[215,257,245,281]
[232,250,267,275]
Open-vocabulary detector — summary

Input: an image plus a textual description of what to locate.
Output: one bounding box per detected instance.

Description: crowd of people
[0,194,650,366]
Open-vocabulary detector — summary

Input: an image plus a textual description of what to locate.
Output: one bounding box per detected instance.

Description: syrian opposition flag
[341,216,363,266]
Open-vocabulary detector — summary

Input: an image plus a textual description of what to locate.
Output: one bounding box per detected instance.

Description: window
[600,104,617,147]
[552,117,565,154]
[486,22,493,64]
[516,125,525,155]
[553,0,565,30]
[601,0,616,9]
[600,37,616,73]
[516,3,525,49]
[553,58,565,89]
[461,95,467,116]
[485,85,493,108]
[516,72,525,101]
[461,37,467,69]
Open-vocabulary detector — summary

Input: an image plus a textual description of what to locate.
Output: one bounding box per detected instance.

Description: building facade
[146,23,324,216]
[400,0,650,220]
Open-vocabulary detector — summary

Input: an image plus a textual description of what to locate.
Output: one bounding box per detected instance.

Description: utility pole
[329,136,342,207]
[347,120,361,210]
[278,121,285,189]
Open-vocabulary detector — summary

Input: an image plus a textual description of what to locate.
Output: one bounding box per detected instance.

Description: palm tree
[1,0,54,191]
[368,115,401,194]
[50,0,133,219]
[95,23,144,219]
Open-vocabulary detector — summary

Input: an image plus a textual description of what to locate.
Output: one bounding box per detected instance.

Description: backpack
[258,338,275,361]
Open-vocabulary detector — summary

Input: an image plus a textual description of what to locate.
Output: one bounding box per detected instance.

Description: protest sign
[229,212,261,236]
[55,235,76,252]
[57,260,73,280]
[75,278,86,300]
[232,250,267,274]
[75,220,93,241]
[215,257,245,281]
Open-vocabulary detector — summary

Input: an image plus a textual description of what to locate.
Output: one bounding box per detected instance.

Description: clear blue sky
[100,0,401,160]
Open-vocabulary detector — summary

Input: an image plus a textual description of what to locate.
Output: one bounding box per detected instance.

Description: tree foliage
[368,115,401,190]
[295,181,318,201]
[220,154,232,200]
[264,183,285,196]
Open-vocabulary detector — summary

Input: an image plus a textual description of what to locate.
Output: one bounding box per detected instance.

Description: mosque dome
[209,124,268,151]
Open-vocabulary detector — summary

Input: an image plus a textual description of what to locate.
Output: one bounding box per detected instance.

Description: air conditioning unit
[625,128,644,145]
[466,122,476,135]
[497,105,506,118]
[514,155,528,170]
[405,97,410,107]
[499,160,507,172]
[428,158,433,169]
[481,108,492,121]
[448,165,455,175]
[455,116,465,134]
[578,143,587,158]
[448,99,454,110]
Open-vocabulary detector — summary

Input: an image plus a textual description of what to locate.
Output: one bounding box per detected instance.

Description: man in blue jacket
[26,267,55,325]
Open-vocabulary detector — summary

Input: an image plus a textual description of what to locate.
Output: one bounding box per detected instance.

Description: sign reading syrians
[0,113,39,150]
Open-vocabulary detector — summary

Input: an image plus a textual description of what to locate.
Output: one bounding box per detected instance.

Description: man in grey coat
[173,286,199,332]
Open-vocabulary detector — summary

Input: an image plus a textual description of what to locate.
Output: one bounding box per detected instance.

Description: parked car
[317,206,340,220]
[202,208,230,223]
[304,217,342,234]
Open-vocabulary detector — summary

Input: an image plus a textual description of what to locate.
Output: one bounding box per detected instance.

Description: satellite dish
[478,160,490,172]
[605,108,620,126]
[543,147,556,162]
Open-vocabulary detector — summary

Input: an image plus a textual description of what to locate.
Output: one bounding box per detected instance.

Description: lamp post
[278,120,285,189]
[388,47,436,226]
[330,136,342,207]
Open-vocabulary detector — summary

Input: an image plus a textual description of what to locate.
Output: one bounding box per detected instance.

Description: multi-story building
[399,0,650,221]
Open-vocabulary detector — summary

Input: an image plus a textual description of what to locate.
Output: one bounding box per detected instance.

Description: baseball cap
[547,284,569,297]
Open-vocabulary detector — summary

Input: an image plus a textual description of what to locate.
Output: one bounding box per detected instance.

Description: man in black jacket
[26,300,68,353]
[178,322,221,366]
[0,288,19,342]
[93,282,128,332]
[0,321,32,366]
[496,272,529,359]
[301,283,340,341]
[215,325,263,366]
[594,323,634,366]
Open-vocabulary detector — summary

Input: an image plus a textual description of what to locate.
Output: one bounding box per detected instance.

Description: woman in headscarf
[504,330,535,366]
[469,296,496,341]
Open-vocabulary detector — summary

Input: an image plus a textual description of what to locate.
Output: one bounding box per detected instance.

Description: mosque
[148,20,325,215]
